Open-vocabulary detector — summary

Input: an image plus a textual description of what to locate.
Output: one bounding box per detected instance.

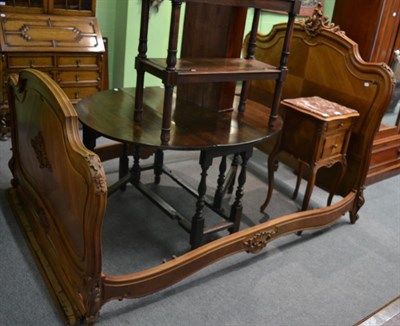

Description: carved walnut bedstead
[6,9,393,326]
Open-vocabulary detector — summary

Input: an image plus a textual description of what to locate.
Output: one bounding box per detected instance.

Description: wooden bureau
[0,0,105,139]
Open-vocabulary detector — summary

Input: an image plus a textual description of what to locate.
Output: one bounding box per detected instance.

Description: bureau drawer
[62,86,100,101]
[58,56,99,69]
[320,133,346,159]
[7,55,54,69]
[57,71,100,84]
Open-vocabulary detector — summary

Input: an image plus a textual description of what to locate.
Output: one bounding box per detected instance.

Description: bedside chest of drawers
[261,96,359,212]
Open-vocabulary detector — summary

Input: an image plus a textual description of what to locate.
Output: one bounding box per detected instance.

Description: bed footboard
[7,69,107,324]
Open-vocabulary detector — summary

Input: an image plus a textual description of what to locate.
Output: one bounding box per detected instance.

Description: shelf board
[182,0,300,13]
[137,58,281,84]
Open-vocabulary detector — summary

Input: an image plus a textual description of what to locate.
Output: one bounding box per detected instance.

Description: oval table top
[75,87,282,150]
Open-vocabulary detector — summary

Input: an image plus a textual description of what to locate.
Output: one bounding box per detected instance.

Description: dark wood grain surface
[76,87,282,150]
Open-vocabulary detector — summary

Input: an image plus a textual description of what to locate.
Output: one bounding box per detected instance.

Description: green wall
[96,1,336,89]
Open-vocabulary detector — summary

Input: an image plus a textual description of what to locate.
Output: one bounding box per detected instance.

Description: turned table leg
[190,151,212,249]
[229,148,252,233]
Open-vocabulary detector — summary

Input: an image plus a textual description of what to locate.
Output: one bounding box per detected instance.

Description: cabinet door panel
[53,0,92,10]
[49,0,95,16]
[0,0,45,14]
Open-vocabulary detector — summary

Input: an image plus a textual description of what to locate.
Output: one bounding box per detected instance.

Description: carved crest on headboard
[298,3,343,37]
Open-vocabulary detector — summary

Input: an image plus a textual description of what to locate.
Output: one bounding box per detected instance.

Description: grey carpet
[0,137,399,326]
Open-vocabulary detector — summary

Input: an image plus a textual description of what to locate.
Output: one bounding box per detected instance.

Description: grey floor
[0,136,399,326]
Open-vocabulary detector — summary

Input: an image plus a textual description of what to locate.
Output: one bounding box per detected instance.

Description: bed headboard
[245,10,395,196]
[7,69,107,323]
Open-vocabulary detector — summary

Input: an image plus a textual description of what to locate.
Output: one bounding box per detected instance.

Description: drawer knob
[75,73,80,82]
[75,91,80,99]
[29,60,35,68]
[76,59,81,67]
[332,144,338,149]
[339,123,344,128]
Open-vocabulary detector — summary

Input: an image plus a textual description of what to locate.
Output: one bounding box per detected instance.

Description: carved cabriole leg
[301,164,318,211]
[229,148,252,233]
[327,159,347,206]
[213,155,227,210]
[260,148,280,212]
[190,151,212,249]
[350,186,365,224]
[292,161,305,200]
[297,161,315,240]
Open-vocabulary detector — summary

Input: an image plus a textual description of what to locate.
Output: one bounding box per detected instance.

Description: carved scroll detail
[350,186,365,224]
[243,228,277,254]
[86,154,107,195]
[299,3,343,37]
[31,132,52,171]
[380,63,396,86]
[85,274,102,325]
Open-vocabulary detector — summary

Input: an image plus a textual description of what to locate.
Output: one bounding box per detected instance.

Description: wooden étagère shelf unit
[134,0,301,144]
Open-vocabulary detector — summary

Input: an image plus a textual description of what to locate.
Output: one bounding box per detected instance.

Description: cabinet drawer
[325,118,353,133]
[57,71,100,84]
[62,86,99,101]
[7,56,54,69]
[320,133,346,159]
[58,56,99,68]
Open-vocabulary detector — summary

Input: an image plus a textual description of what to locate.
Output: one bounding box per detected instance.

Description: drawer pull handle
[76,60,81,67]
[339,123,344,128]
[29,60,35,68]
[332,144,338,149]
[75,74,80,81]
[75,91,80,99]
